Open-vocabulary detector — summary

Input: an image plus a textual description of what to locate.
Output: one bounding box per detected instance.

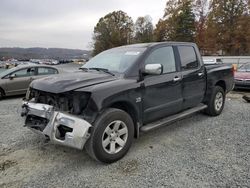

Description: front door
[5,67,35,95]
[142,46,183,124]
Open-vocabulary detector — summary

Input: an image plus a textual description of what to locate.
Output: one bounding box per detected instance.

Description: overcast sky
[0,0,166,50]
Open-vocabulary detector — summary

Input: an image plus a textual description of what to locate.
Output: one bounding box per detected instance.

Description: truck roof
[117,42,197,49]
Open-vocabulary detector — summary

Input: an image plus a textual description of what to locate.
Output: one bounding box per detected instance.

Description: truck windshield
[82,48,145,73]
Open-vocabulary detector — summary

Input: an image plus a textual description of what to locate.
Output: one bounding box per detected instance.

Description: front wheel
[0,88,4,100]
[85,108,134,163]
[205,86,225,116]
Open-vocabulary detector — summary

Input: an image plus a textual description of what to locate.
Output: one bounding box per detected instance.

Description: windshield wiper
[88,68,115,76]
[79,67,89,71]
[79,67,115,76]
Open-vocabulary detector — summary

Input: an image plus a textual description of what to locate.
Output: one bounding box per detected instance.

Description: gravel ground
[0,91,250,188]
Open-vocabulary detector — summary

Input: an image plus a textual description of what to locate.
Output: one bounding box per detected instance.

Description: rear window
[38,67,58,75]
[178,46,198,70]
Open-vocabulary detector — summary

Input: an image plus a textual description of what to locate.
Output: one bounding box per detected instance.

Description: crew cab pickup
[21,42,234,163]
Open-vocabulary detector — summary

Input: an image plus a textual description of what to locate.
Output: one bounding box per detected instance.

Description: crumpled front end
[21,101,92,150]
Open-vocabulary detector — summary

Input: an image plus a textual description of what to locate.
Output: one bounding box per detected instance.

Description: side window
[178,46,198,70]
[14,68,35,78]
[145,46,176,73]
[38,67,58,75]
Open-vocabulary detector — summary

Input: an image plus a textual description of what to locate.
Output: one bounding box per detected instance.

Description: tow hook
[21,104,28,117]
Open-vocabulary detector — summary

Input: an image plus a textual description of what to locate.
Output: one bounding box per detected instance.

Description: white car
[203,58,223,65]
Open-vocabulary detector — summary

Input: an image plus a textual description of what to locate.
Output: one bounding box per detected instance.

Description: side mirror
[143,64,163,75]
[9,74,16,80]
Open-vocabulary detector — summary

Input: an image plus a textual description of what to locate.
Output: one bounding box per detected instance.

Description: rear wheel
[205,86,225,116]
[85,108,134,163]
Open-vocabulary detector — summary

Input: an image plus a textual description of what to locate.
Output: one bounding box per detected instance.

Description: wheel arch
[108,101,140,138]
[215,80,226,92]
[203,80,226,104]
[0,86,5,96]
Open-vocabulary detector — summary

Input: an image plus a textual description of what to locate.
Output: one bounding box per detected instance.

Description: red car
[234,63,250,89]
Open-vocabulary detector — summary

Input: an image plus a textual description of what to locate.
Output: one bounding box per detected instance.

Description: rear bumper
[21,101,92,150]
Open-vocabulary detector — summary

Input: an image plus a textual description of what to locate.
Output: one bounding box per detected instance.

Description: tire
[0,88,4,100]
[85,108,134,163]
[205,86,225,116]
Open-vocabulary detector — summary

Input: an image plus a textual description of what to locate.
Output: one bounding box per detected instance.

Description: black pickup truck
[22,42,234,163]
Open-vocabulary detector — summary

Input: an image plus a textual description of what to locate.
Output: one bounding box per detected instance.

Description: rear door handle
[173,76,182,82]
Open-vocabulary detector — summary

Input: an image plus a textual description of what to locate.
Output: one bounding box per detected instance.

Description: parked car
[234,63,250,89]
[21,42,234,163]
[0,64,60,99]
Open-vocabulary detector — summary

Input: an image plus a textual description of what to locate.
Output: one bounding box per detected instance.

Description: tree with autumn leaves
[134,16,154,43]
[193,0,210,54]
[205,0,250,55]
[92,0,250,55]
[92,11,154,55]
[92,11,134,55]
[163,0,196,42]
[154,0,250,55]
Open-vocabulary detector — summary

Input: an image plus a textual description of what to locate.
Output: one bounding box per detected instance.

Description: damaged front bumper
[21,101,92,150]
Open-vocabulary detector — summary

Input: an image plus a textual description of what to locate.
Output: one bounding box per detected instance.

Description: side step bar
[140,104,207,132]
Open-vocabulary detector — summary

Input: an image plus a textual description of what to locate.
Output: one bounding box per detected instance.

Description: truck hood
[30,71,117,93]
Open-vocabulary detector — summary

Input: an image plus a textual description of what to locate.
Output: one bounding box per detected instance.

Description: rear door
[177,45,206,109]
[142,46,183,124]
[34,67,59,80]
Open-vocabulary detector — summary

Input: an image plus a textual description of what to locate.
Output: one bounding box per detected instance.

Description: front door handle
[198,72,204,76]
[173,76,182,82]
